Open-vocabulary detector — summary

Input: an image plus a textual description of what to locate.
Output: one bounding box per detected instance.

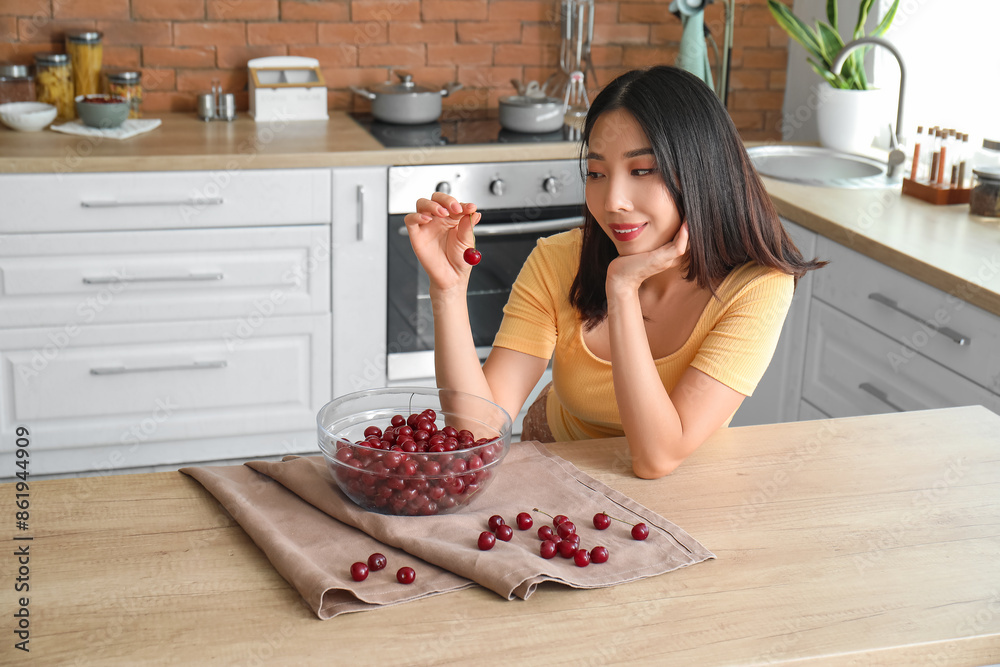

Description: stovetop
[349,113,578,148]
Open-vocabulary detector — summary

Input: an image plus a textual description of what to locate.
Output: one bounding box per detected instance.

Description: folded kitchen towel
[181,463,474,620]
[182,442,714,619]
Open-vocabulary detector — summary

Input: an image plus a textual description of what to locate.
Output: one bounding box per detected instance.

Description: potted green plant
[767,0,901,152]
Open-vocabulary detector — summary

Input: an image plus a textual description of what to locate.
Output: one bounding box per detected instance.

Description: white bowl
[0,102,58,132]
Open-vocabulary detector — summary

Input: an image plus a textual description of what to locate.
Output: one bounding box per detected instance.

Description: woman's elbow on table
[631,456,683,480]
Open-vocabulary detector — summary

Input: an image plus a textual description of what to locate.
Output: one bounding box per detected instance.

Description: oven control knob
[542,177,560,195]
[489,179,505,196]
[435,181,451,195]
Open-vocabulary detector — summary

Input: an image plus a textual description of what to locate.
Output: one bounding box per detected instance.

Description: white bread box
[247,56,328,122]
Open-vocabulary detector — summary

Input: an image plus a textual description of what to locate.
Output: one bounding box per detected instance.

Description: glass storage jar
[0,64,35,104]
[34,52,74,119]
[969,167,1000,218]
[105,70,142,118]
[66,31,103,98]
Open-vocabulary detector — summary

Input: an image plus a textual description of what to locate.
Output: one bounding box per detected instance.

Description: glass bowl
[317,387,512,516]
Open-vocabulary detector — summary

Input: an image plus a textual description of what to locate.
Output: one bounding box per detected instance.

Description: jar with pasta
[66,31,103,98]
[34,52,74,119]
[106,70,142,118]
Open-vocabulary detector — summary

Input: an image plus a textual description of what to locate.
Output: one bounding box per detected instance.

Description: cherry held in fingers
[464,247,482,266]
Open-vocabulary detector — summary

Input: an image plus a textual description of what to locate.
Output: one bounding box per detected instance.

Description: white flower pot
[815,86,883,154]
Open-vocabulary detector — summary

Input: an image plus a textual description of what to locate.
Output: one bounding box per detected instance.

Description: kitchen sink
[748,145,900,189]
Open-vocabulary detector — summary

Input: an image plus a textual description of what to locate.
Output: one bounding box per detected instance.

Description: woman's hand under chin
[606,222,689,294]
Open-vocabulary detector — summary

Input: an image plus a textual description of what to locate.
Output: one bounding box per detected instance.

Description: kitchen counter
[1,114,998,315]
[0,111,580,173]
[6,406,999,665]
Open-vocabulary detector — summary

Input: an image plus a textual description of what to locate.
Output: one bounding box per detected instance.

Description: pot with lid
[498,95,566,134]
[351,71,462,125]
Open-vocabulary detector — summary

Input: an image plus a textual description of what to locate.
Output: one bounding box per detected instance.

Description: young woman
[403,66,823,479]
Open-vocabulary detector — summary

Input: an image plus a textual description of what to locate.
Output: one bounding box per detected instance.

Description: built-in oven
[385,160,586,385]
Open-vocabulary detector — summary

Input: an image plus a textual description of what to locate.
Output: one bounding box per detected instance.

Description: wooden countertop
[9,406,1000,665]
[0,111,579,173]
[1,114,998,315]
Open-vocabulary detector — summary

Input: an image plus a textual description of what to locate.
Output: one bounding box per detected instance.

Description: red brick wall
[0,0,790,139]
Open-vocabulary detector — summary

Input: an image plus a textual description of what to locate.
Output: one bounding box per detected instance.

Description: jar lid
[973,167,1000,183]
[0,64,33,80]
[982,139,1000,152]
[34,52,70,65]
[67,31,103,44]
[107,70,141,84]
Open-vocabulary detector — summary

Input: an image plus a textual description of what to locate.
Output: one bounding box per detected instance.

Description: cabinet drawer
[0,169,332,233]
[798,399,830,422]
[813,237,1000,394]
[0,315,330,455]
[0,226,330,327]
[802,300,1000,419]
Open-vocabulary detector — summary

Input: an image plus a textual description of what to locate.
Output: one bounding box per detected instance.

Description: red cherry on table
[593,512,611,530]
[573,548,591,567]
[556,521,576,539]
[463,247,482,265]
[367,553,387,571]
[631,522,650,541]
[350,562,369,582]
[539,540,558,559]
[488,514,506,532]
[396,566,416,584]
[590,546,610,563]
[516,512,533,530]
[495,524,514,542]
[537,526,555,541]
[552,514,569,526]
[478,531,497,551]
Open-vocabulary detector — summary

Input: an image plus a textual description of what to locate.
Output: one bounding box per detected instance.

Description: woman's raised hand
[606,222,690,294]
[404,192,482,292]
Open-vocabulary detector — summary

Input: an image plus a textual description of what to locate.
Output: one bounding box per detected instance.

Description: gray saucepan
[498,95,566,134]
[351,71,462,125]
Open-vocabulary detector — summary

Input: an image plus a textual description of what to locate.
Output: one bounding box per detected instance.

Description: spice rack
[901,178,970,205]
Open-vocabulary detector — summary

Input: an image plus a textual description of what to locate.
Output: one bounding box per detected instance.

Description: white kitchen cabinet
[330,166,388,397]
[0,225,329,327]
[731,217,818,426]
[797,399,830,422]
[0,168,331,233]
[0,169,334,477]
[812,237,1000,395]
[0,315,330,475]
[802,300,1000,417]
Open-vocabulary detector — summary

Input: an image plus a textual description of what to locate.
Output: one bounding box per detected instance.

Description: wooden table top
[4,406,999,665]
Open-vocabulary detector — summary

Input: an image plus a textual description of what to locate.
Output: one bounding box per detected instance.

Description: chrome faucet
[832,37,907,178]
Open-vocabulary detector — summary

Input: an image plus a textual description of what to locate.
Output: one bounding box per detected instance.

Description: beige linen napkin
[181,463,474,619]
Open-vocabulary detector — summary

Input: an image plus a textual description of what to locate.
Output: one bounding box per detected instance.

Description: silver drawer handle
[858,382,903,412]
[868,293,970,346]
[398,216,584,238]
[356,184,365,242]
[90,360,228,375]
[82,272,224,285]
[81,197,224,208]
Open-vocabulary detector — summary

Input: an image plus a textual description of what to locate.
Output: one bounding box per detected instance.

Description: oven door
[386,206,583,382]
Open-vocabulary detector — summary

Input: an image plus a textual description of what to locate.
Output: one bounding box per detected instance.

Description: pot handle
[440,82,463,97]
[349,86,376,101]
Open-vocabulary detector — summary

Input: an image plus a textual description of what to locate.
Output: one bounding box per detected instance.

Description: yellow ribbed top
[493,228,794,442]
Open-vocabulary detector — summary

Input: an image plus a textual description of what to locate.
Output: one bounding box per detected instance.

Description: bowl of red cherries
[318,387,512,516]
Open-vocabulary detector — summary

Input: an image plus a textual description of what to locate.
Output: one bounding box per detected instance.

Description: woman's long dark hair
[569,65,825,328]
